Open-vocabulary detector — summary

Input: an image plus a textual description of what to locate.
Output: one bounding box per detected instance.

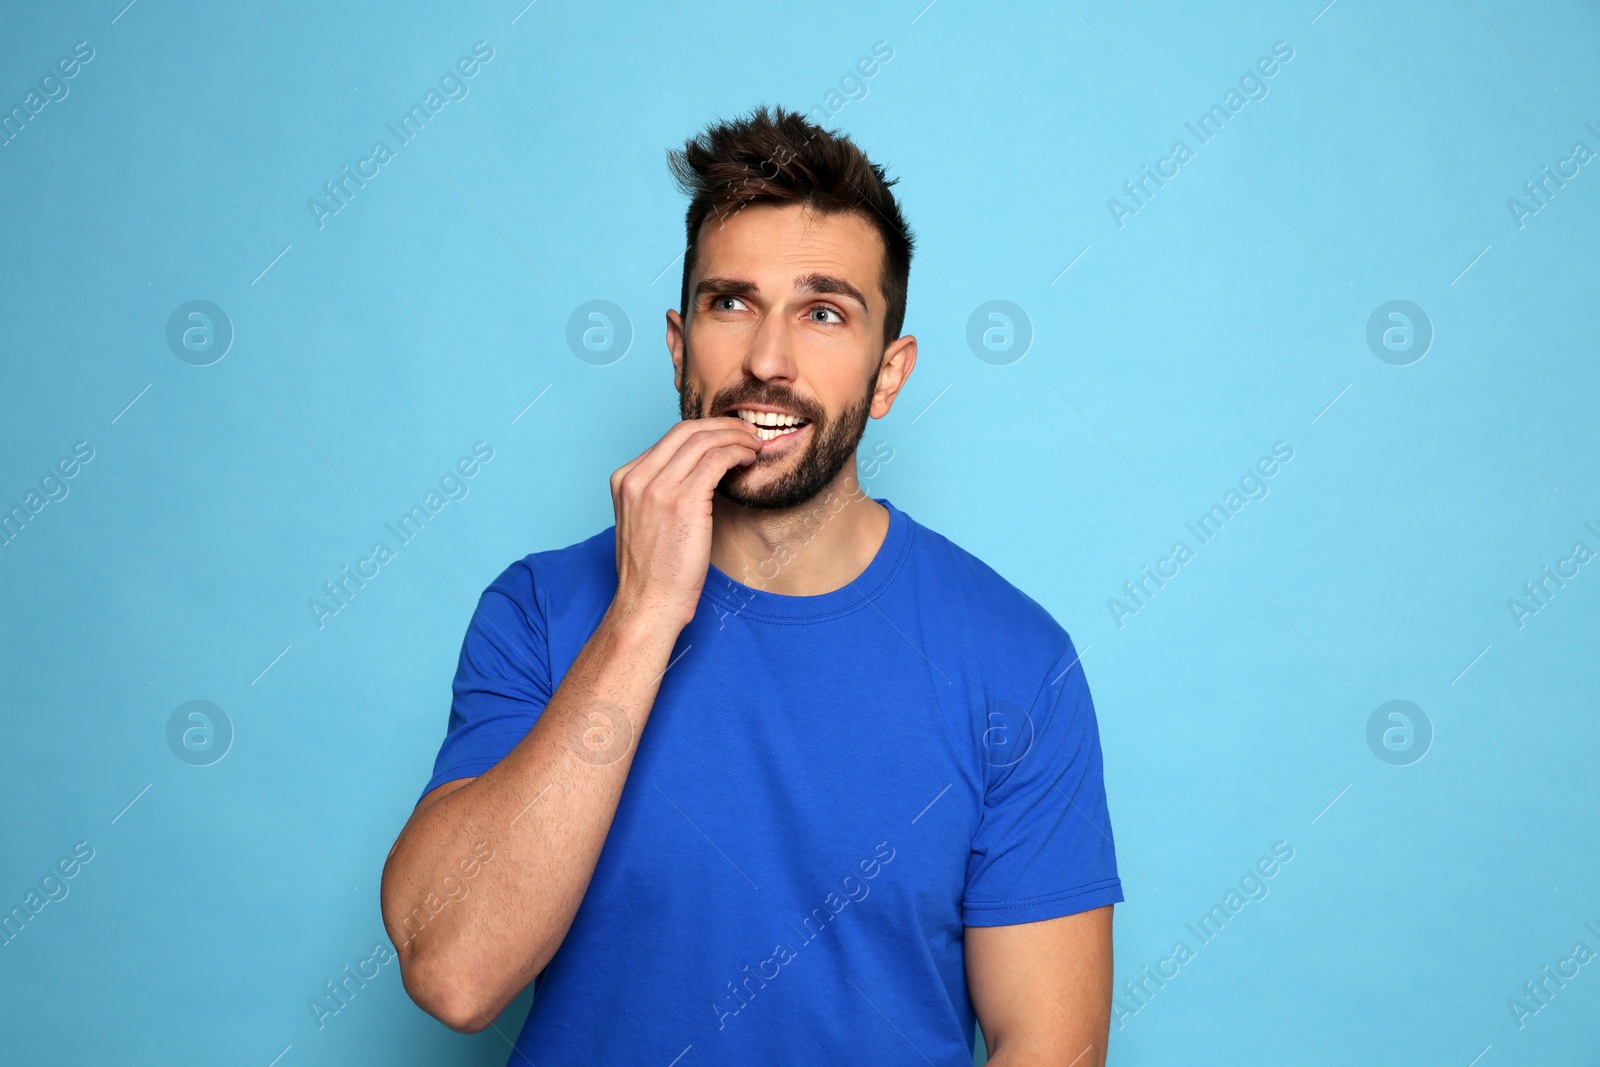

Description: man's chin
[715,462,829,512]
[714,480,816,512]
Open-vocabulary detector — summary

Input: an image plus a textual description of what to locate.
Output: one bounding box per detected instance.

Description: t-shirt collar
[698,496,911,622]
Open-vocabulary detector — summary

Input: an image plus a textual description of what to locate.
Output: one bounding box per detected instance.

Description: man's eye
[809,306,843,324]
[712,295,748,312]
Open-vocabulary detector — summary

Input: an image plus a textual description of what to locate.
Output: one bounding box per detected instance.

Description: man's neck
[708,474,890,597]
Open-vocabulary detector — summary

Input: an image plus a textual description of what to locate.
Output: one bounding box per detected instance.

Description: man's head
[665,105,917,511]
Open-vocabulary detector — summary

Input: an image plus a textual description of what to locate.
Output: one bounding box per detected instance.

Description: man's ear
[870,334,918,419]
[666,308,686,393]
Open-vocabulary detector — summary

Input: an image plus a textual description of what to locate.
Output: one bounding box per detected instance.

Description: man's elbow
[400,950,500,1034]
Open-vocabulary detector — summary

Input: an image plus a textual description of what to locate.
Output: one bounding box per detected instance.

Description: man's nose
[743,307,798,384]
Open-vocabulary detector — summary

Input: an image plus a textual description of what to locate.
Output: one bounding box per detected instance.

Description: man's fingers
[683,443,757,498]
[618,417,754,490]
[652,427,760,493]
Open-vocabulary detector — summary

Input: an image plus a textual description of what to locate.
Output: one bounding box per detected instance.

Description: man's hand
[608,417,762,628]
[381,423,760,1032]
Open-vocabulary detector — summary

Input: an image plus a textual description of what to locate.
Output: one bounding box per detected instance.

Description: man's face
[669,202,901,511]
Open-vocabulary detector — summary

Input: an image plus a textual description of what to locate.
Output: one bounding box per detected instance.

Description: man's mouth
[728,407,812,443]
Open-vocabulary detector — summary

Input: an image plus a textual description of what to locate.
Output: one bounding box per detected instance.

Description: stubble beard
[676,349,880,512]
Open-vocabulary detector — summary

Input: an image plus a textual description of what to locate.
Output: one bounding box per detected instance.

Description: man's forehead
[693,206,883,304]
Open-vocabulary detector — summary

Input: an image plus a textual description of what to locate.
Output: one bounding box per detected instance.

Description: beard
[677,352,880,512]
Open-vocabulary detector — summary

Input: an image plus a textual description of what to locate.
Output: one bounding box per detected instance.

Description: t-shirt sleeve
[962,637,1124,926]
[419,558,553,803]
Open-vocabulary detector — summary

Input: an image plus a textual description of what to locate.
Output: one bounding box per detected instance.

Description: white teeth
[753,423,804,442]
[735,409,805,428]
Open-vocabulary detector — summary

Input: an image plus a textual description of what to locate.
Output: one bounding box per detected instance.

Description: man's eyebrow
[694,274,871,312]
[694,277,758,301]
[794,272,869,311]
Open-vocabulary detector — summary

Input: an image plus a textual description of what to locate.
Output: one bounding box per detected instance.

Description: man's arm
[966,904,1115,1067]
[379,418,761,1033]
[380,607,677,1032]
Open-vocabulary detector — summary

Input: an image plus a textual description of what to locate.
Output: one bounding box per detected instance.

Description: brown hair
[666,104,915,347]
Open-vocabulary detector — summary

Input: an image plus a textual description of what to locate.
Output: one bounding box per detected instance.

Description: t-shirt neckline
[698,496,910,622]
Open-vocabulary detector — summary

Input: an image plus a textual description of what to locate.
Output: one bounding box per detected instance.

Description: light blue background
[2,1,1597,1064]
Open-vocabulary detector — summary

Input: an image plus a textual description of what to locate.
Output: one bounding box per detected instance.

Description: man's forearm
[380,601,681,1031]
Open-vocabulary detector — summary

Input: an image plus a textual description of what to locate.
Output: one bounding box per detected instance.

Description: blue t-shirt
[422,496,1123,1065]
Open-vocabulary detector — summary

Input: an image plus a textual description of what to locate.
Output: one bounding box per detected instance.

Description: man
[380,104,1123,1066]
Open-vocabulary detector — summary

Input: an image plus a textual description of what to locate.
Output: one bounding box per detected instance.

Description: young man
[381,105,1123,1066]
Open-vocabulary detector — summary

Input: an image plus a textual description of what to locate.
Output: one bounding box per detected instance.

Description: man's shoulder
[481,523,617,609]
[899,505,1072,657]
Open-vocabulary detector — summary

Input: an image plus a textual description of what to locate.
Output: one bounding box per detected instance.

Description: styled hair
[666,104,915,346]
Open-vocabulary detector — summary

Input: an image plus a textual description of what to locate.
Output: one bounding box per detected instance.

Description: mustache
[680,377,827,426]
[708,387,824,422]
